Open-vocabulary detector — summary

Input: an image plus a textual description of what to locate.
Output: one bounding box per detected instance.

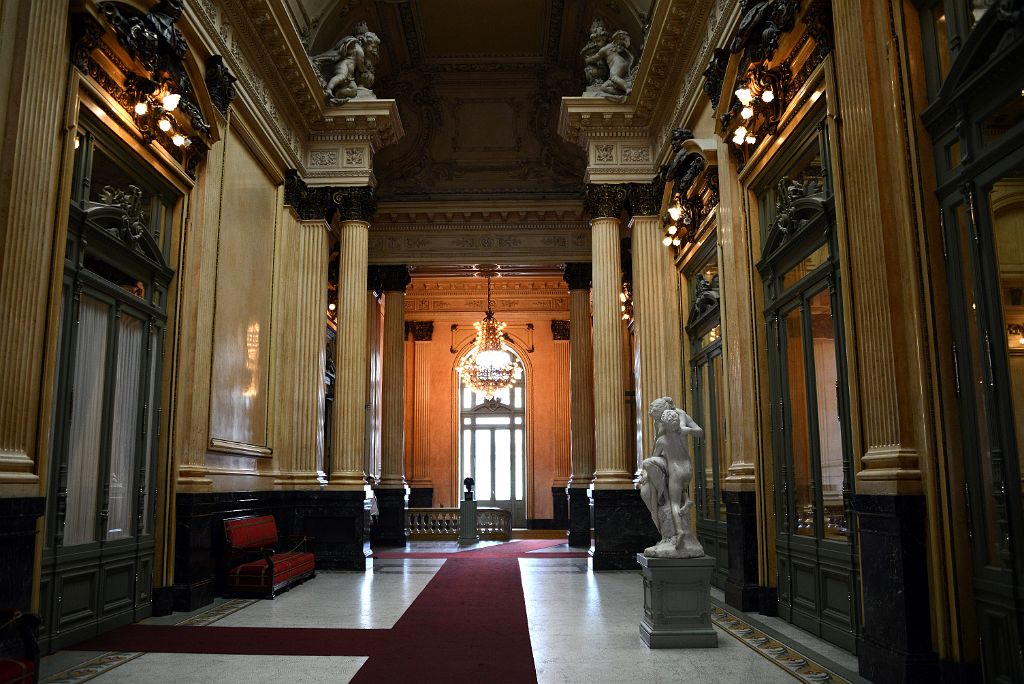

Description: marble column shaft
[591,216,633,488]
[379,286,407,488]
[630,213,684,460]
[410,337,432,488]
[0,1,68,493]
[328,220,369,489]
[567,287,596,488]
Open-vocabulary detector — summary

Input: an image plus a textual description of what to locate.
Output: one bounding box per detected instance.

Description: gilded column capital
[551,319,571,340]
[405,321,434,341]
[584,184,628,221]
[563,262,593,290]
[373,264,411,293]
[626,180,663,218]
[333,186,377,222]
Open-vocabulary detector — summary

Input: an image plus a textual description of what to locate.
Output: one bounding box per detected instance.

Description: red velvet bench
[223,515,315,599]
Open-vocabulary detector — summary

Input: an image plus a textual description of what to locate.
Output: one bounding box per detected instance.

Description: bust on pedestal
[458,477,479,546]
[636,397,718,648]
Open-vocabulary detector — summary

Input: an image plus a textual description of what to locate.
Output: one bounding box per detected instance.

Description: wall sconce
[128,74,188,148]
[727,64,789,149]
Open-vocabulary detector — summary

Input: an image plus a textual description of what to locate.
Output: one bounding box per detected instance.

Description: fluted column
[371,265,411,546]
[564,264,595,547]
[586,186,660,567]
[0,1,69,493]
[627,182,684,461]
[587,186,633,488]
[407,321,435,507]
[328,189,376,490]
[377,266,411,488]
[551,320,572,529]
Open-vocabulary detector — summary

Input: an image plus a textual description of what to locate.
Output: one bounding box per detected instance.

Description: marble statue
[311,21,381,105]
[580,20,610,87]
[582,27,635,103]
[639,397,705,558]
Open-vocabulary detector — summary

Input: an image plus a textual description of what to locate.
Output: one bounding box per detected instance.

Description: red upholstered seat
[0,658,34,684]
[223,515,315,597]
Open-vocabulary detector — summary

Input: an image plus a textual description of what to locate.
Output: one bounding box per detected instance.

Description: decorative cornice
[551,319,571,340]
[584,184,628,220]
[627,180,662,217]
[375,265,412,293]
[563,262,592,290]
[406,321,435,341]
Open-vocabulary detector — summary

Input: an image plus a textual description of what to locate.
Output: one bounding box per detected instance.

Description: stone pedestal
[592,488,658,569]
[724,490,759,611]
[458,500,479,546]
[567,487,592,548]
[551,487,569,529]
[637,554,718,648]
[370,488,407,547]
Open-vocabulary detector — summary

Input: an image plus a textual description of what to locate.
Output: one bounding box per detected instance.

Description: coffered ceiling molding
[368,227,590,266]
[413,0,550,64]
[405,276,570,317]
[375,199,586,226]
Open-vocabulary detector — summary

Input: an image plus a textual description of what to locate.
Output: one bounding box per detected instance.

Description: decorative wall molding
[551,319,571,340]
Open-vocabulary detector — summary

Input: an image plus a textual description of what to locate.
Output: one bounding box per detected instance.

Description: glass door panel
[783,306,815,537]
[107,313,145,540]
[808,290,846,540]
[64,294,112,546]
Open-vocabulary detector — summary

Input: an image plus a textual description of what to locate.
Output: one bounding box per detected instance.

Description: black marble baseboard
[151,586,174,617]
[370,488,407,547]
[567,487,592,548]
[724,490,759,612]
[551,487,569,529]
[591,488,659,571]
[854,493,936,684]
[937,658,982,683]
[173,489,368,611]
[525,518,557,530]
[408,487,433,508]
[758,586,778,616]
[0,496,45,612]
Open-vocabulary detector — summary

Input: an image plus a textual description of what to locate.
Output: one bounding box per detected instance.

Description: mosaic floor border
[710,599,864,684]
[42,599,258,683]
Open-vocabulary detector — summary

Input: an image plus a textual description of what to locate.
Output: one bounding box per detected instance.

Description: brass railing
[405,507,512,541]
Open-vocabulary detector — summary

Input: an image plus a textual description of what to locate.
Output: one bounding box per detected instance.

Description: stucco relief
[310,149,338,166]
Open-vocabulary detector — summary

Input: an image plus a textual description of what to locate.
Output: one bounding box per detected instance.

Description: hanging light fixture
[456,277,523,399]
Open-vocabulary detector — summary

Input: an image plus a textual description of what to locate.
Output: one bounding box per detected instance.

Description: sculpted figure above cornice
[310,21,381,106]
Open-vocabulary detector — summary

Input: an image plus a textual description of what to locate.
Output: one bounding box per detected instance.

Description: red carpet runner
[69,541,585,682]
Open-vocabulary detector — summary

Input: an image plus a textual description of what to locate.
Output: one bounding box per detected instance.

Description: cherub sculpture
[581,19,610,88]
[582,28,635,103]
[639,397,705,558]
[312,21,381,105]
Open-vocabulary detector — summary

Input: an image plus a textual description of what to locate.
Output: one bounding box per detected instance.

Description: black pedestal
[0,497,45,612]
[855,494,937,684]
[567,487,591,548]
[370,488,407,547]
[551,487,569,530]
[408,487,433,508]
[173,489,369,611]
[591,488,659,570]
[724,490,759,611]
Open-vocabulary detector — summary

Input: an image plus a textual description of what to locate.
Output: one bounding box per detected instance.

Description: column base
[551,487,569,529]
[637,554,718,648]
[297,490,369,570]
[855,493,936,684]
[591,488,659,570]
[151,587,174,617]
[567,487,592,548]
[758,586,778,616]
[724,490,759,612]
[370,488,407,547]
[408,487,433,508]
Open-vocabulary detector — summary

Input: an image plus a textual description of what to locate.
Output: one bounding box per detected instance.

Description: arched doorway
[457,356,527,528]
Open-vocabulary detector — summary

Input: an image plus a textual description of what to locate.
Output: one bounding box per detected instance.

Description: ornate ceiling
[283,0,653,201]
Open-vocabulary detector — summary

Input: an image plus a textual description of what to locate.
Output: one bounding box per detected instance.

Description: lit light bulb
[134,101,149,115]
[162,93,181,111]
[735,87,753,106]
[667,205,682,221]
[1018,336,1024,346]
[158,118,172,132]
[667,225,678,236]
[761,89,775,103]
[328,303,336,311]
[741,106,754,120]
[745,135,756,145]
[620,291,627,303]
[735,126,747,138]
[672,238,681,246]
[663,236,673,246]
[172,133,186,147]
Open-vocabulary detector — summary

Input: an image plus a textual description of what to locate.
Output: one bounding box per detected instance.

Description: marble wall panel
[208,128,278,450]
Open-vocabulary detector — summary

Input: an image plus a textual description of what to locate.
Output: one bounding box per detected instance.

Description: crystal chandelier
[457,277,523,399]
